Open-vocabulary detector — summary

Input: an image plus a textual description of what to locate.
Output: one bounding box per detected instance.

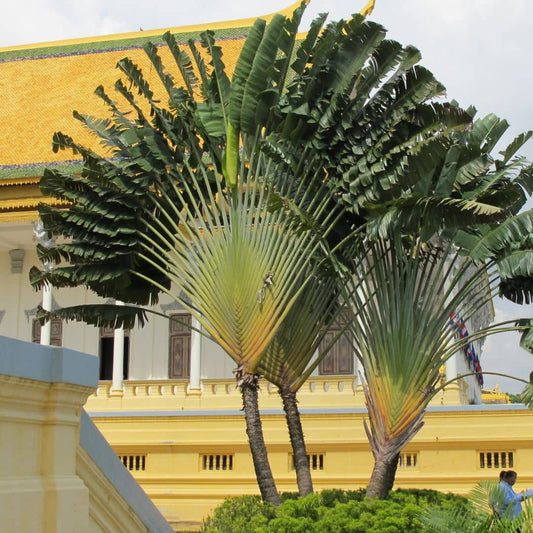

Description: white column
[188,316,202,394]
[40,283,52,346]
[111,301,125,394]
[446,354,457,382]
[33,220,56,347]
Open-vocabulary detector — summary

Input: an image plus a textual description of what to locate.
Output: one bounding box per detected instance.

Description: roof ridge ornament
[359,0,376,16]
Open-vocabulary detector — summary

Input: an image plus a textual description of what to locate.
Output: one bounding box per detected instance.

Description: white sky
[1,0,532,392]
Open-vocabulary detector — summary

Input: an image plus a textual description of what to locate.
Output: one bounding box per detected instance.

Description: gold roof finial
[359,0,376,16]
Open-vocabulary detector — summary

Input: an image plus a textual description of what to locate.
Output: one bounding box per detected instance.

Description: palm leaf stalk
[336,235,512,499]
[257,263,345,496]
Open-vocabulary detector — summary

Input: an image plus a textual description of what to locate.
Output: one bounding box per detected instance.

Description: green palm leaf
[339,236,501,466]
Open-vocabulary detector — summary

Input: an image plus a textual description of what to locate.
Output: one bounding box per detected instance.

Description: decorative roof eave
[1,4,291,191]
[0,177,41,187]
[0,1,335,223]
[0,196,66,214]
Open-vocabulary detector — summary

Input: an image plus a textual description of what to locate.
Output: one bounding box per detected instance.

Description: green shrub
[201,489,469,533]
[201,495,275,533]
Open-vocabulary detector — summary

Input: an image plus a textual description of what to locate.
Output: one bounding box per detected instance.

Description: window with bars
[119,454,146,471]
[318,311,354,375]
[291,453,325,471]
[201,454,234,471]
[398,452,418,469]
[479,451,514,469]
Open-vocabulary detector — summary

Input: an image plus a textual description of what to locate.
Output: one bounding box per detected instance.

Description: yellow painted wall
[86,378,531,530]
[0,338,173,532]
[0,377,90,531]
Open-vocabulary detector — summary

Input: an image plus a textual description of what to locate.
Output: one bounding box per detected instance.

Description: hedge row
[201,489,469,532]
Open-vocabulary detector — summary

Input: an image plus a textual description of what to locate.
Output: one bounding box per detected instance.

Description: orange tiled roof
[0,2,301,182]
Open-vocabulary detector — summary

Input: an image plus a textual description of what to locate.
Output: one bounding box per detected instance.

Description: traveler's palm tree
[332,115,532,497]
[338,235,522,499]
[257,266,345,495]
[330,110,533,498]
[30,3,478,502]
[31,4,337,505]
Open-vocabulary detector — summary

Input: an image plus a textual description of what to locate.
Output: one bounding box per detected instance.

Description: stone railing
[87,372,463,413]
[0,336,173,533]
[87,375,368,412]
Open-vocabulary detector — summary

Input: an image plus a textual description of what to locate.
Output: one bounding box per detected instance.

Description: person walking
[494,470,533,531]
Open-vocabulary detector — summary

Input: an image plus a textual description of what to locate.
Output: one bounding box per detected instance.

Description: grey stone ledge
[0,335,98,389]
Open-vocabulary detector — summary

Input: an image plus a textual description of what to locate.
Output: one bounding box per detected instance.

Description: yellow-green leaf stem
[222,121,239,189]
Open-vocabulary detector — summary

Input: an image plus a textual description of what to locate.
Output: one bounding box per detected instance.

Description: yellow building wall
[86,377,531,530]
[0,376,91,532]
[0,338,173,533]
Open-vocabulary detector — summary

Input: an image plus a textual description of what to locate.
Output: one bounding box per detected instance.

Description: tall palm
[338,235,512,499]
[257,265,345,496]
[30,4,477,501]
[327,110,533,498]
[31,4,338,505]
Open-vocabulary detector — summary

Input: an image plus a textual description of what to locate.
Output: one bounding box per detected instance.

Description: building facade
[0,3,529,530]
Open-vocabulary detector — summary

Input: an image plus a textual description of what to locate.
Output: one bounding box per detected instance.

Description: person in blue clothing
[494,470,533,530]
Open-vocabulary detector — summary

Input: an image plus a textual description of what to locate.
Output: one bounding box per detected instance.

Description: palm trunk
[366,448,400,499]
[279,386,314,496]
[362,381,425,500]
[238,370,280,506]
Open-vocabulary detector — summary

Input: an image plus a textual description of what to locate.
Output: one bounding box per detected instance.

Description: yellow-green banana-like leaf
[135,148,334,375]
[258,268,344,391]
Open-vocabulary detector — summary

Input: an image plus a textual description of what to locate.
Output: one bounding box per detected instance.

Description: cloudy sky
[2,0,532,392]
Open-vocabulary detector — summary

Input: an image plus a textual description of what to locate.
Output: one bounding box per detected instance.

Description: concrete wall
[0,336,173,532]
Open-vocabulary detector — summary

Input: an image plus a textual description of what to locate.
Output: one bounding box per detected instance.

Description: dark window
[99,327,129,380]
[398,452,418,469]
[318,312,354,375]
[169,313,191,378]
[119,454,146,471]
[291,454,325,471]
[32,318,62,346]
[201,454,234,471]
[480,451,514,469]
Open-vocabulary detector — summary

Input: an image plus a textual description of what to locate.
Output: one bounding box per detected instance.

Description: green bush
[201,489,469,533]
[201,495,275,533]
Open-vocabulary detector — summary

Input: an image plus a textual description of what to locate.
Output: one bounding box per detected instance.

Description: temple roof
[0,2,301,220]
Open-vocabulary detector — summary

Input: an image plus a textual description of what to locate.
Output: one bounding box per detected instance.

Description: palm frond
[458,209,533,262]
[36,304,148,330]
[337,236,499,458]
